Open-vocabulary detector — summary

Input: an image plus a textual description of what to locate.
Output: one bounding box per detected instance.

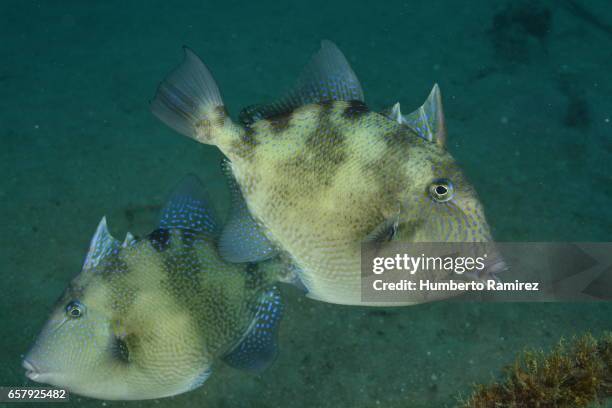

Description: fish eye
[65,300,85,319]
[429,179,454,202]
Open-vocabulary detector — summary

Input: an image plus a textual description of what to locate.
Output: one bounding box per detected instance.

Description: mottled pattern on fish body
[150,41,497,305]
[24,177,283,400]
[27,230,268,399]
[104,230,266,376]
[226,101,490,302]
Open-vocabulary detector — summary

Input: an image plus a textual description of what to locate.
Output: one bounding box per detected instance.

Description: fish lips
[467,252,508,282]
[22,358,42,381]
[22,358,57,384]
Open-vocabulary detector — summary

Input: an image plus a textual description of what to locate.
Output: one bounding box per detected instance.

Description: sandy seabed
[1,0,611,406]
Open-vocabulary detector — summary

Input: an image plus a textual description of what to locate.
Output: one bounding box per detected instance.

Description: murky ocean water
[1,0,611,406]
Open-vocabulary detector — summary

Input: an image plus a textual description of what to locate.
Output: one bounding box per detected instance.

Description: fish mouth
[486,258,508,280]
[463,253,507,282]
[22,359,42,381]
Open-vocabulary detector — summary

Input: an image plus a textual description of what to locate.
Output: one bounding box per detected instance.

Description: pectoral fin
[363,215,400,244]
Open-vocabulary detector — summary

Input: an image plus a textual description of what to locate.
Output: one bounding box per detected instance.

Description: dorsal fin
[158,175,218,237]
[404,84,446,147]
[381,85,447,147]
[380,102,403,125]
[122,231,136,248]
[239,103,289,126]
[82,217,120,271]
[218,160,277,262]
[239,40,364,125]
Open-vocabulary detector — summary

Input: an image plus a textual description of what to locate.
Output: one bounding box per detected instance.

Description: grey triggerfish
[23,176,283,400]
[151,41,501,306]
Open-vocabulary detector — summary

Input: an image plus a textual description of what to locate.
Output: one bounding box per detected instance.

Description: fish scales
[23,176,284,400]
[151,41,502,305]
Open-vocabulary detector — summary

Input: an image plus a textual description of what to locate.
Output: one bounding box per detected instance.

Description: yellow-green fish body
[151,41,499,306]
[23,177,282,400]
[229,101,489,303]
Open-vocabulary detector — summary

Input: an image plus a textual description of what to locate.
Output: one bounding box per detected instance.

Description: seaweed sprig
[461,332,612,408]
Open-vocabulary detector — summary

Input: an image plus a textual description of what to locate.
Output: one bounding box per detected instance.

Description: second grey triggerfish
[23,176,283,400]
[151,41,500,306]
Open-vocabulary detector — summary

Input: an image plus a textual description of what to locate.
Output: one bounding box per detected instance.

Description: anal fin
[222,286,282,372]
[219,160,277,262]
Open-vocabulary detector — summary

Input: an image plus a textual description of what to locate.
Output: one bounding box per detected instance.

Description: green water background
[1,0,611,406]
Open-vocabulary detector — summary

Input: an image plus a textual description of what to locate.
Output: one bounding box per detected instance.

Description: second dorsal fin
[158,175,218,237]
[239,40,364,125]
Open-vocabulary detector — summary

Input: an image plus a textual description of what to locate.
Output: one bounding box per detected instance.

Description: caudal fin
[151,47,231,146]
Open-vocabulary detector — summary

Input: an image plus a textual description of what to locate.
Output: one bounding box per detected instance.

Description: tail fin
[150,47,229,146]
